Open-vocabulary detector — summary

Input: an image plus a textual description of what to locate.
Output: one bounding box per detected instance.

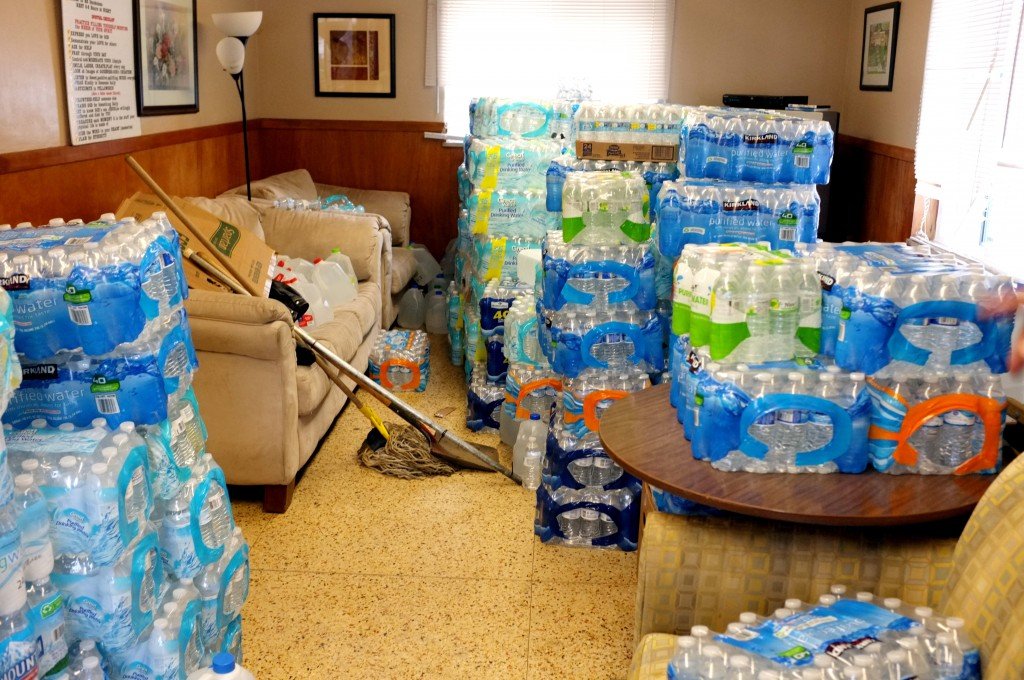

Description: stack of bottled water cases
[805,241,1015,475]
[367,330,430,392]
[572,102,685,148]
[533,221,664,551]
[666,588,980,679]
[498,294,558,445]
[679,106,834,185]
[0,215,250,679]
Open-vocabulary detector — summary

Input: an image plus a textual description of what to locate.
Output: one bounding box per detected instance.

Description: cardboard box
[575,140,679,163]
[117,193,274,296]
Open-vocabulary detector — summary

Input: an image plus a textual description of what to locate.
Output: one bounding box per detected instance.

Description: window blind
[428,0,675,135]
[915,0,1024,274]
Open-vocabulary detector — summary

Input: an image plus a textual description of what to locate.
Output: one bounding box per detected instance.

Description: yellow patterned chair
[627,453,1024,679]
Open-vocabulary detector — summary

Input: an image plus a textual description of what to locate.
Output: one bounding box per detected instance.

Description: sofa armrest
[258,207,385,283]
[315,182,411,247]
[184,290,297,361]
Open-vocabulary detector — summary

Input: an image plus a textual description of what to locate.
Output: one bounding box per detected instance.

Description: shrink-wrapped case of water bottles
[679,106,835,185]
[573,102,685,147]
[655,181,821,259]
[666,588,980,679]
[0,214,251,680]
[368,330,430,392]
[560,171,651,245]
[545,157,679,218]
[469,97,577,141]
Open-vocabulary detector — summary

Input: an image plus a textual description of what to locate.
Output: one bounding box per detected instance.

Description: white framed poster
[61,0,142,145]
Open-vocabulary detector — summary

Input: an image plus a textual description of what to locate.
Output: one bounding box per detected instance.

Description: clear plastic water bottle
[796,258,822,358]
[667,635,700,679]
[911,373,945,470]
[773,372,809,466]
[700,644,728,679]
[936,371,976,469]
[742,264,770,363]
[972,373,1005,453]
[932,632,963,678]
[767,263,798,361]
[709,261,746,361]
[808,373,839,449]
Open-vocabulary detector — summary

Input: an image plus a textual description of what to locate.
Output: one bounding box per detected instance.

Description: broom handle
[125,155,260,296]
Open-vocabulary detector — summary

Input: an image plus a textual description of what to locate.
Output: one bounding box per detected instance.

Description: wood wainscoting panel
[0,123,247,225]
[254,119,463,258]
[830,134,917,243]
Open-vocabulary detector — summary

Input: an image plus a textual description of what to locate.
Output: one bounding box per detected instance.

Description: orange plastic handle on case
[512,378,562,418]
[581,389,629,433]
[868,394,1004,474]
[378,359,421,391]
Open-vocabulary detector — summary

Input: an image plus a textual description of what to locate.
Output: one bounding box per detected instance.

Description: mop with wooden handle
[124,155,517,482]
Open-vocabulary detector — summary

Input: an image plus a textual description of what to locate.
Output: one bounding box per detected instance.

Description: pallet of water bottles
[678,106,835,185]
[805,241,1016,376]
[666,588,980,679]
[368,330,430,392]
[655,180,821,258]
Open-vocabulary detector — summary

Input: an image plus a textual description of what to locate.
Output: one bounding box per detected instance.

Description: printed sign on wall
[62,0,142,145]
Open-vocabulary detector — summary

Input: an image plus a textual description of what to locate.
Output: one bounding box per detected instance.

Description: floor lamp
[213,12,262,201]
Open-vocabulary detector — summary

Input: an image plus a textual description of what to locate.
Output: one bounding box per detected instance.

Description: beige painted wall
[0,0,259,154]
[0,0,933,154]
[254,0,439,122]
[840,0,932,148]
[670,0,851,109]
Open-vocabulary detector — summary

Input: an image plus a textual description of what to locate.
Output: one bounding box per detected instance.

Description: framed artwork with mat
[313,13,396,98]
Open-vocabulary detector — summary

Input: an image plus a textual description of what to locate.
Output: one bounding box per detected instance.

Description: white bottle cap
[91,463,107,475]
[785,598,803,610]
[675,635,696,649]
[13,474,32,489]
[946,616,965,629]
[774,608,793,619]
[884,597,902,610]
[855,591,874,602]
[91,418,106,429]
[739,612,759,624]
[101,447,118,460]
[59,456,77,468]
[154,618,168,631]
[83,657,100,670]
[20,459,39,472]
[914,606,933,618]
[690,625,709,637]
[30,419,48,429]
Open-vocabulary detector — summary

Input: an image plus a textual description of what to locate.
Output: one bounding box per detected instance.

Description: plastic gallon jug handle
[379,359,421,391]
[581,322,642,369]
[561,261,639,305]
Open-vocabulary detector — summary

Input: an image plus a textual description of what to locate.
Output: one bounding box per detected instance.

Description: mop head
[358,423,456,479]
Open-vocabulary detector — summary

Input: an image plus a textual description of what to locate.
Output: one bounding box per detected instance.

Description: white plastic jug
[187,652,255,680]
[292,279,334,329]
[326,249,358,287]
[279,256,315,282]
[313,260,357,308]
[409,245,442,286]
[425,289,447,334]
[396,288,425,329]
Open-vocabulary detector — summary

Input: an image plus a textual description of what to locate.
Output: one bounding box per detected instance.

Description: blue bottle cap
[212,652,236,673]
[530,413,540,420]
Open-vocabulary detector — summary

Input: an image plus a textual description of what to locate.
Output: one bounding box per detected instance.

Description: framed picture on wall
[133,0,199,115]
[860,2,901,91]
[313,13,396,98]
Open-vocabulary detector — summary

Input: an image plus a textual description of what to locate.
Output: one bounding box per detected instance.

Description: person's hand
[979,289,1024,373]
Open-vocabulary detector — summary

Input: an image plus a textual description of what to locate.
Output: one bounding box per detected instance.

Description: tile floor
[230,337,638,679]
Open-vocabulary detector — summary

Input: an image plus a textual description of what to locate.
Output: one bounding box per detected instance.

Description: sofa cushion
[223,169,319,203]
[259,208,382,283]
[391,247,417,295]
[184,195,267,241]
[294,281,380,415]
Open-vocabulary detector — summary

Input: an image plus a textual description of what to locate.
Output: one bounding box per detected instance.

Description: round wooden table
[599,383,997,527]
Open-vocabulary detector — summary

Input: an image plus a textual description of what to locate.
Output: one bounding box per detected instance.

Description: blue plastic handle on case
[560,261,639,306]
[495,103,552,138]
[888,300,995,366]
[738,394,852,466]
[580,321,643,369]
[516,317,540,365]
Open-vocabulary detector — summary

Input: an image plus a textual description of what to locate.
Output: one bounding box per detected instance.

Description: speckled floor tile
[243,570,531,680]
[532,536,639,586]
[526,581,636,680]
[236,335,638,676]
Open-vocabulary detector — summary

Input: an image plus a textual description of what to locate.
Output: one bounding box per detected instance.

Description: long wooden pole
[125,155,260,296]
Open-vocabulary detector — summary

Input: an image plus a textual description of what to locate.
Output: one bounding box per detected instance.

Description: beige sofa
[182,194,387,512]
[221,169,417,327]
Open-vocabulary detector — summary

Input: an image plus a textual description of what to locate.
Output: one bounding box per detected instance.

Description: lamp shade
[216,37,246,75]
[212,11,262,38]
